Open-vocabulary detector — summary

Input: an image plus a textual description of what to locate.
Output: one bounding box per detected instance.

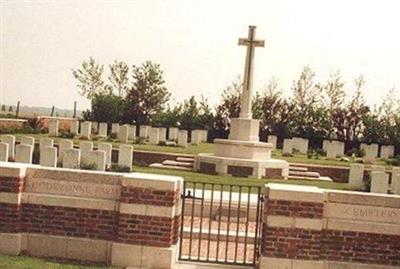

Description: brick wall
[0,163,183,269]
[260,184,400,269]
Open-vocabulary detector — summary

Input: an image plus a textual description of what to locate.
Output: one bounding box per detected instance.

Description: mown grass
[0,254,120,269]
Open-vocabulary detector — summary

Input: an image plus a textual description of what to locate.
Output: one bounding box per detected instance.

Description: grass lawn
[0,254,120,269]
[133,166,351,191]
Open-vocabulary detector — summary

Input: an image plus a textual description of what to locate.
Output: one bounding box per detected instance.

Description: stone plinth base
[214,138,273,160]
[228,118,260,142]
[195,153,289,179]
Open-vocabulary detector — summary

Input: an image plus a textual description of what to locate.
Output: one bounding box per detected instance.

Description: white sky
[1,0,400,111]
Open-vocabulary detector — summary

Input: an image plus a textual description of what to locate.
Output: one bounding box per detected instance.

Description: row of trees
[73,58,400,146]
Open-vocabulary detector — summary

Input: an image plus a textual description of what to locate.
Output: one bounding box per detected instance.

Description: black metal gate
[178,181,264,266]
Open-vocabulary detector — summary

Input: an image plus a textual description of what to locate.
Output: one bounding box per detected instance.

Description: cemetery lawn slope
[0,254,121,269]
[133,166,351,191]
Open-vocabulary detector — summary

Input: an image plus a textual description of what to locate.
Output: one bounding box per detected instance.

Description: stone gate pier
[260,184,400,269]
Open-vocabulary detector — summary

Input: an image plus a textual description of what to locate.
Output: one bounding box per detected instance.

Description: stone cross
[238,25,265,119]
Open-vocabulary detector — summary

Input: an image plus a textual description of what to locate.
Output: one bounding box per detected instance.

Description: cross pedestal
[195,26,289,179]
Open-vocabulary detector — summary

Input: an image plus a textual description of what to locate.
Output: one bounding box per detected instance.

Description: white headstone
[39,138,54,152]
[364,145,377,162]
[98,122,108,137]
[111,123,120,134]
[177,130,188,147]
[118,144,133,169]
[322,140,329,151]
[267,135,277,150]
[1,135,15,159]
[80,121,92,139]
[70,120,79,135]
[139,125,150,138]
[15,144,33,164]
[326,142,337,159]
[391,167,400,195]
[40,146,57,167]
[370,171,389,194]
[168,127,179,140]
[191,130,202,145]
[201,130,208,142]
[118,125,129,143]
[21,136,35,146]
[91,122,99,133]
[349,164,364,190]
[380,145,395,159]
[48,119,59,136]
[79,141,93,164]
[98,142,112,168]
[128,125,136,140]
[159,127,167,142]
[63,148,80,169]
[149,128,160,145]
[87,150,106,171]
[0,142,9,162]
[282,139,293,154]
[59,139,73,162]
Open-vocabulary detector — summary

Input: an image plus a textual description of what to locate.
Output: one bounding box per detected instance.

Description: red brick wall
[321,230,400,266]
[264,168,283,179]
[262,226,321,260]
[292,163,349,183]
[0,176,24,193]
[0,203,20,233]
[262,195,400,267]
[120,186,179,207]
[265,199,323,219]
[199,162,216,175]
[118,214,176,247]
[20,204,118,241]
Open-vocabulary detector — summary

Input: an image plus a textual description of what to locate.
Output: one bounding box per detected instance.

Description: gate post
[111,173,183,269]
[259,183,324,269]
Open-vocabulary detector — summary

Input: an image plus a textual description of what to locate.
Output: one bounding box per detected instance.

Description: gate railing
[178,181,264,266]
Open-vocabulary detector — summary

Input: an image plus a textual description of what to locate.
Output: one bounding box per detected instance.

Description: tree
[108,61,129,97]
[214,76,242,132]
[291,66,323,137]
[124,61,170,125]
[345,75,369,142]
[82,92,125,123]
[72,57,105,100]
[319,71,345,140]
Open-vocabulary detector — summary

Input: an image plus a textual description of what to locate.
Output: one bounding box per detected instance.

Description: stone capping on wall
[0,162,183,269]
[261,183,400,269]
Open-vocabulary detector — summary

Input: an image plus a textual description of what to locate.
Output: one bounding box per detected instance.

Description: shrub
[59,131,75,139]
[385,156,400,166]
[110,164,131,173]
[346,148,365,158]
[282,152,293,157]
[80,162,97,170]
[109,133,117,139]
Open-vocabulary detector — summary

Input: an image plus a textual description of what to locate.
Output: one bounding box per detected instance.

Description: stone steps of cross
[288,166,308,172]
[288,175,333,182]
[163,159,194,168]
[176,157,195,163]
[149,163,193,171]
[288,170,320,178]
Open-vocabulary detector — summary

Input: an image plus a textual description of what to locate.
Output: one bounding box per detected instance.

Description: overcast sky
[1,0,400,111]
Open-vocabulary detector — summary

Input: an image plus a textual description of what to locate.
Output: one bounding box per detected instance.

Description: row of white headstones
[267,135,395,161]
[0,135,132,171]
[348,163,400,195]
[48,119,208,147]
